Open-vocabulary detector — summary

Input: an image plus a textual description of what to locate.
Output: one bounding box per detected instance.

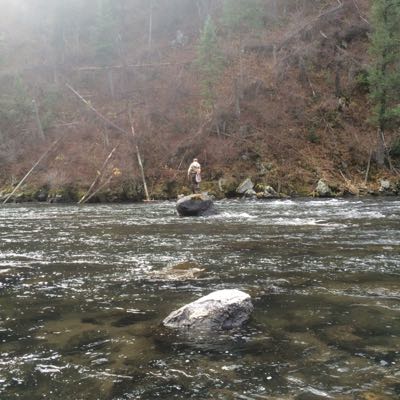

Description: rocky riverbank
[0,175,399,204]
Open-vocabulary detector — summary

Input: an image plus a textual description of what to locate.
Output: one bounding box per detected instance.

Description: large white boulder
[315,179,332,197]
[163,289,253,331]
[237,178,254,194]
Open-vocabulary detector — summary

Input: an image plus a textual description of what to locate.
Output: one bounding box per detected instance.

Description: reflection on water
[0,198,399,399]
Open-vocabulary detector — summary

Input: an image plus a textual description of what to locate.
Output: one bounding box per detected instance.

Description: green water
[0,198,399,399]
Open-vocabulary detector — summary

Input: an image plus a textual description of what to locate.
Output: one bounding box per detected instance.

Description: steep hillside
[0,0,399,202]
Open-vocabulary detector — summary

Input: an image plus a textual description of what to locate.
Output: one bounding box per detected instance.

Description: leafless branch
[352,0,370,25]
[66,83,130,136]
[78,145,119,204]
[73,62,189,72]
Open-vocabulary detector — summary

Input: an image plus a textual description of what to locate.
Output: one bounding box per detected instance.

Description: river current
[0,198,399,399]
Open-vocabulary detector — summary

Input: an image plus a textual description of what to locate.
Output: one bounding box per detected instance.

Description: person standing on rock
[187,158,201,193]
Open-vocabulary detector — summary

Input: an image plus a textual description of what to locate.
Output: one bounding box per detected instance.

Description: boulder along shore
[0,175,399,204]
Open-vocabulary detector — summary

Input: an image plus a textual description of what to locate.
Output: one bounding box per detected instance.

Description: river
[0,198,399,399]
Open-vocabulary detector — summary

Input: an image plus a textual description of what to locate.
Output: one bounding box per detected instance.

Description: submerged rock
[176,193,216,216]
[63,329,110,353]
[149,261,206,281]
[163,289,253,331]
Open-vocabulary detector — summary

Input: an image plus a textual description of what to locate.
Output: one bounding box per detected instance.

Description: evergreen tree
[196,16,224,108]
[94,0,119,64]
[222,0,264,33]
[368,0,400,165]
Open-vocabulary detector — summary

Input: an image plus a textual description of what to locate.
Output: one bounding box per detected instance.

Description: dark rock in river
[111,311,155,327]
[63,329,110,353]
[163,289,253,331]
[36,190,48,202]
[176,193,216,216]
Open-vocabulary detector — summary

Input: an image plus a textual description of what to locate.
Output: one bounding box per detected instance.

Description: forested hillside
[0,0,399,202]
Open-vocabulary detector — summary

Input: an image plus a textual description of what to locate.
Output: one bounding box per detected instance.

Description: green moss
[151,183,173,200]
[152,179,193,200]
[307,131,321,144]
[199,180,225,199]
[295,184,314,196]
[390,138,400,158]
[0,185,49,203]
[0,185,14,195]
[48,186,80,203]
[254,183,266,192]
[218,177,239,198]
[120,179,144,201]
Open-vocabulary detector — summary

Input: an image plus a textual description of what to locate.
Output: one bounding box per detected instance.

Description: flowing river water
[0,198,399,400]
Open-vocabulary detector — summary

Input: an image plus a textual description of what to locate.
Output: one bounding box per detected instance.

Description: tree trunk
[335,66,342,98]
[102,126,110,147]
[66,83,128,135]
[32,99,45,141]
[364,149,372,185]
[376,128,385,166]
[107,69,115,99]
[234,78,241,118]
[2,138,62,204]
[148,0,153,50]
[269,0,279,19]
[128,106,150,201]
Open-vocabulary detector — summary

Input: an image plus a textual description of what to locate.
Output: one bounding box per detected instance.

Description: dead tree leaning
[78,145,119,204]
[65,83,151,201]
[2,137,62,205]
